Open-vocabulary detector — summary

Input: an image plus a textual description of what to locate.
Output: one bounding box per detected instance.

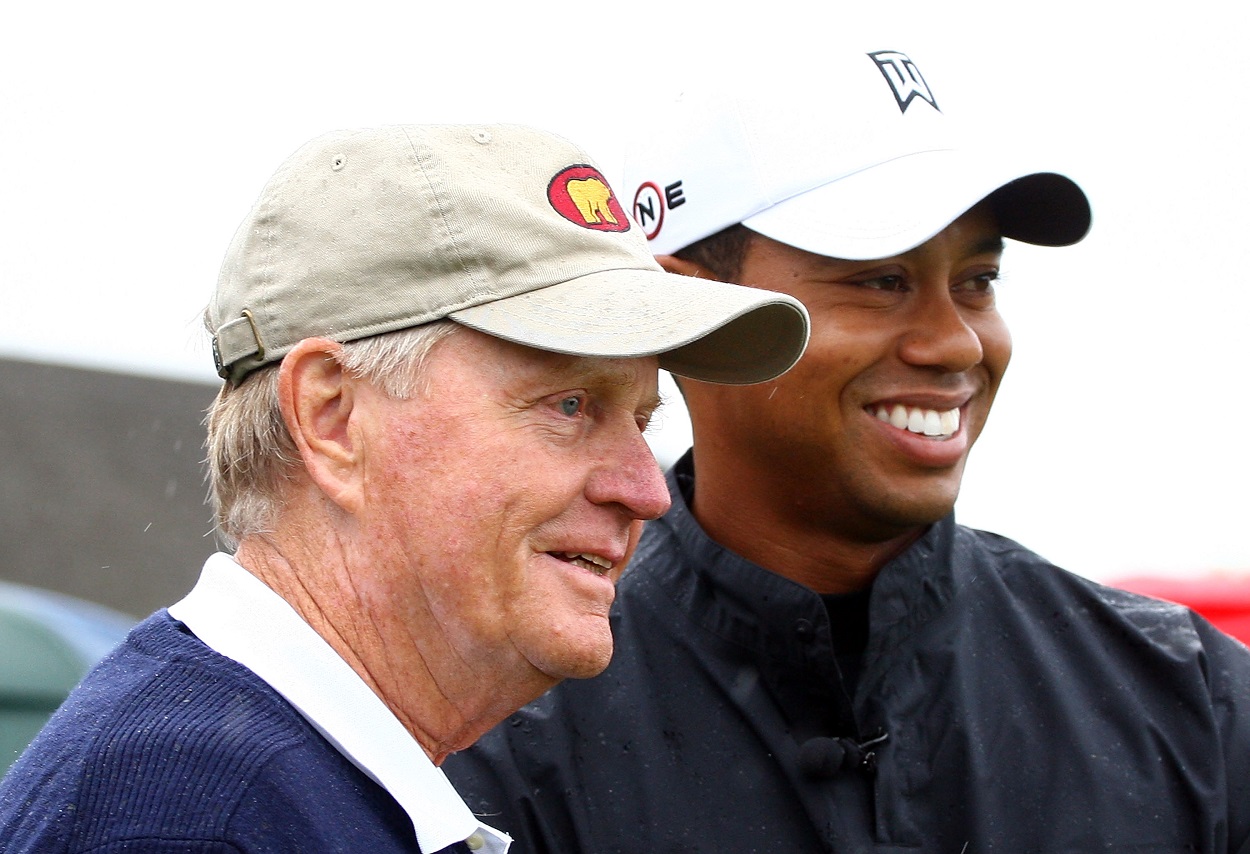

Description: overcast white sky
[3,1,1247,583]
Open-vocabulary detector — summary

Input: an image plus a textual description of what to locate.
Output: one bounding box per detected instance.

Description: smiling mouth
[872,404,960,440]
[553,552,615,577]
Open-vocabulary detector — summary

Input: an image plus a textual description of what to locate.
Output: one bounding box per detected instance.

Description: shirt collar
[168,553,510,854]
[646,451,961,677]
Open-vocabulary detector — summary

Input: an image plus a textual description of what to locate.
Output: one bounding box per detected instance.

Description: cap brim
[742,148,1091,261]
[448,268,810,385]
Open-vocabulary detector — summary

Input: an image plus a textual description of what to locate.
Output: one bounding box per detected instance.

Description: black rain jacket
[447,456,1250,853]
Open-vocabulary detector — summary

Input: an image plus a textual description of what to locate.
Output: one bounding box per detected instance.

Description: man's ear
[277,338,364,513]
[655,254,719,281]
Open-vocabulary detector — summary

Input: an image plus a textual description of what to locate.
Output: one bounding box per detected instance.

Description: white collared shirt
[168,553,510,854]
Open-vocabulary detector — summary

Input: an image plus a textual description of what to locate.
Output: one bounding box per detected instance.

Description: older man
[0,124,808,853]
[446,52,1250,851]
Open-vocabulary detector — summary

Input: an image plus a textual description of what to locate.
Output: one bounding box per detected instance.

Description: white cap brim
[743,147,1091,261]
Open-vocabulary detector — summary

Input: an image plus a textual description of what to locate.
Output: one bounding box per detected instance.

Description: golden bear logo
[568,177,619,226]
[547,165,631,232]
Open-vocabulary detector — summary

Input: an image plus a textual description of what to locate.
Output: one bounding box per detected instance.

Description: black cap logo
[868,51,940,114]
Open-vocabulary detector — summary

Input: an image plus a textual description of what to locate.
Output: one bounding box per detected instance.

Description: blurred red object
[1112,573,1250,644]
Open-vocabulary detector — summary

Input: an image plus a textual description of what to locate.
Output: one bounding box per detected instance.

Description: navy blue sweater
[0,612,458,853]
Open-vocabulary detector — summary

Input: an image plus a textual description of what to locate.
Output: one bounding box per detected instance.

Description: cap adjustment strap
[212,310,264,379]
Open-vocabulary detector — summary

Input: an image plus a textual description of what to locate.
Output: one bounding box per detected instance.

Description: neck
[234,522,553,765]
[687,456,924,594]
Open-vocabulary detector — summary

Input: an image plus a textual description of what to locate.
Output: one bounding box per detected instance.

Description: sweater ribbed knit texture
[0,612,455,853]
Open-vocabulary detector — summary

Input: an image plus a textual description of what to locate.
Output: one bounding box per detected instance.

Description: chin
[869,487,961,534]
[895,499,958,530]
[533,626,616,681]
[558,653,614,681]
[561,636,616,679]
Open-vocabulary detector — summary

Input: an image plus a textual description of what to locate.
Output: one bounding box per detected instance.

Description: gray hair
[204,321,459,549]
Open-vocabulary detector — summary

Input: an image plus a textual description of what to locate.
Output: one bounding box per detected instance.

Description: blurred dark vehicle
[1113,572,1250,644]
[0,581,136,774]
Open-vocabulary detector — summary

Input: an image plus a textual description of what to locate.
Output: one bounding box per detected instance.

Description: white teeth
[874,405,960,439]
[559,552,614,575]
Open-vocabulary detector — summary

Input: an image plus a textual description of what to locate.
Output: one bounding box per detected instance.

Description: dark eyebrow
[976,236,1006,256]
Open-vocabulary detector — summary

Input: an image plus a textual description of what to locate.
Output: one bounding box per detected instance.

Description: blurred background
[2,1,1248,762]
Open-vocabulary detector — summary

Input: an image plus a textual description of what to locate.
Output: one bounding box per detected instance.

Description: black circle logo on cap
[632,182,665,241]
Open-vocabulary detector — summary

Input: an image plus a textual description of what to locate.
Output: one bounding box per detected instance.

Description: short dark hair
[673,224,755,283]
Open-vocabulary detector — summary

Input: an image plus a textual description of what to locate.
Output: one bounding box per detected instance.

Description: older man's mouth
[553,552,615,577]
[872,404,960,440]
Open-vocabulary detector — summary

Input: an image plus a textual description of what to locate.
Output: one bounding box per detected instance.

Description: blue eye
[559,396,582,417]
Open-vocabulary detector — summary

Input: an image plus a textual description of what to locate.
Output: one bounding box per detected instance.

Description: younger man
[447,52,1250,852]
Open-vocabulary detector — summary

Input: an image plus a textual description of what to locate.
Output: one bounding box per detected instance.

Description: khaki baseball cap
[208,124,809,386]
[626,50,1091,260]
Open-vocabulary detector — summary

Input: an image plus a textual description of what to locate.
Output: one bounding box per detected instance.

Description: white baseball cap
[209,124,810,386]
[625,49,1091,260]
